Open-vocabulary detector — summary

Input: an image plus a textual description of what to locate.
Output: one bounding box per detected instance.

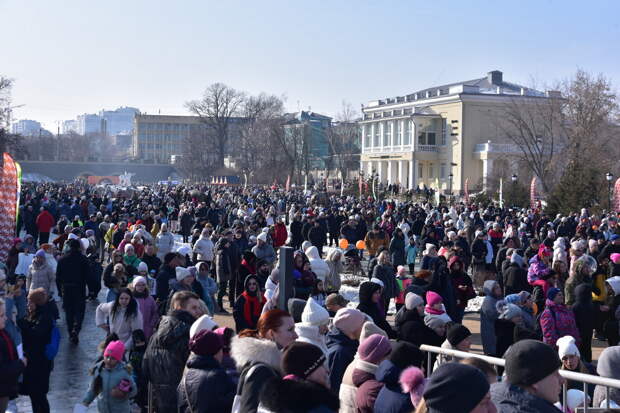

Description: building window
[441,119,447,145]
[428,163,434,178]
[383,122,390,147]
[418,163,423,179]
[404,121,411,145]
[440,163,446,179]
[394,121,401,146]
[364,125,371,147]
[417,118,440,146]
[373,124,380,147]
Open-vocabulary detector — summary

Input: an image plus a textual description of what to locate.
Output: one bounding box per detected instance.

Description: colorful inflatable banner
[0,153,20,262]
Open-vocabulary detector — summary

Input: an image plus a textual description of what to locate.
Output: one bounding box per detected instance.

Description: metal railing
[420,344,620,412]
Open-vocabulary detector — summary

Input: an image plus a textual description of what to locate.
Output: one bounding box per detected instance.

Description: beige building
[360,70,553,193]
[133,114,202,163]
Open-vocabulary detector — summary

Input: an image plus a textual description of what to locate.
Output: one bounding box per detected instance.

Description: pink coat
[135,295,159,339]
[540,299,581,349]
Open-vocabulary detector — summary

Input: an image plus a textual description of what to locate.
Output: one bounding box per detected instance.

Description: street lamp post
[448,173,453,204]
[511,174,518,207]
[606,172,614,212]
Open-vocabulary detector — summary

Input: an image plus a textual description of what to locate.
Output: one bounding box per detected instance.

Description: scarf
[241,290,265,326]
[0,330,16,360]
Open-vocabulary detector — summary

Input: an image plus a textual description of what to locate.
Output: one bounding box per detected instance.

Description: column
[389,121,395,149]
[377,161,383,184]
[370,123,375,149]
[361,124,366,152]
[387,161,393,185]
[367,160,374,176]
[398,160,404,185]
[409,159,415,190]
[482,158,493,191]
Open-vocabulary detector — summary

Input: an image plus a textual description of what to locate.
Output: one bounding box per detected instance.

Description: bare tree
[186,83,246,168]
[237,93,285,182]
[327,101,361,183]
[499,93,565,193]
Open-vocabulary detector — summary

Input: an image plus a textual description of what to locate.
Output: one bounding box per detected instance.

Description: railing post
[427,351,432,377]
[562,382,567,413]
[583,382,588,412]
[278,247,294,311]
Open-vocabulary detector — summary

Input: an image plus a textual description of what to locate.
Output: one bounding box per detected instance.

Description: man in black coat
[143,291,202,413]
[156,252,179,304]
[56,239,91,344]
[308,221,327,257]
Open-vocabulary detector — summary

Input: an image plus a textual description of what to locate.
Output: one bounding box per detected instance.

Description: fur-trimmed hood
[230,335,281,372]
[260,377,339,412]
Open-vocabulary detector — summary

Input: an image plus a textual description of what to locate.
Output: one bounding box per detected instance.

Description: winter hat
[446,324,471,347]
[81,238,90,251]
[124,243,134,253]
[358,334,392,364]
[301,297,330,326]
[137,262,148,273]
[257,232,267,243]
[561,389,589,411]
[571,239,586,251]
[359,321,387,342]
[504,339,561,386]
[504,294,521,305]
[399,366,426,407]
[390,342,424,369]
[606,276,620,296]
[132,276,147,288]
[177,245,191,257]
[68,233,79,240]
[301,240,312,252]
[588,239,598,250]
[333,308,366,337]
[510,252,524,267]
[281,341,326,379]
[35,249,46,258]
[287,298,307,323]
[557,335,580,359]
[189,329,223,356]
[611,253,620,264]
[423,363,489,413]
[28,288,47,306]
[189,314,219,338]
[104,340,125,362]
[425,291,442,307]
[405,292,424,310]
[176,266,192,282]
[596,346,620,379]
[547,287,561,301]
[370,277,385,288]
[518,291,531,303]
[498,302,522,320]
[538,245,552,257]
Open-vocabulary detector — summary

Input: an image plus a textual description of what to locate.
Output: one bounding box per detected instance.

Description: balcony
[473,143,521,154]
[417,145,439,152]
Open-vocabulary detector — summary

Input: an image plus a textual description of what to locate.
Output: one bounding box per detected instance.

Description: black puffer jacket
[357,282,396,338]
[142,309,194,412]
[177,354,235,413]
[0,329,24,398]
[260,377,339,413]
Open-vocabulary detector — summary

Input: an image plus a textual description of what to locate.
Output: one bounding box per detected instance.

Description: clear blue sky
[2,0,619,131]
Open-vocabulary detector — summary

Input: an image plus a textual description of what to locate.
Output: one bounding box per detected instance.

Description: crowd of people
[1,181,620,412]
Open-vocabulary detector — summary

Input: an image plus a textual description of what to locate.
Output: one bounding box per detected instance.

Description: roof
[366,71,547,108]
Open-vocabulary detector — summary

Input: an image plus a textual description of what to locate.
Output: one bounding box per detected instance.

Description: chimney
[487,70,503,85]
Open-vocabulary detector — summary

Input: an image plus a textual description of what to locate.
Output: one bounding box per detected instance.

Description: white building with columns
[360,70,554,194]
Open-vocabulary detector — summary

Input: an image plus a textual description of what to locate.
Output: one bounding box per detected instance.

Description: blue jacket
[374,360,413,413]
[83,361,137,413]
[405,244,418,265]
[326,327,358,394]
[490,382,561,413]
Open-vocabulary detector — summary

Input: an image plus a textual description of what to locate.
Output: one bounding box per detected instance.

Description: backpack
[45,320,60,360]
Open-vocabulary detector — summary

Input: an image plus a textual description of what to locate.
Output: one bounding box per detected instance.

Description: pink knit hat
[104,340,125,362]
[426,291,442,307]
[400,366,426,406]
[333,308,367,337]
[611,253,620,264]
[358,334,391,364]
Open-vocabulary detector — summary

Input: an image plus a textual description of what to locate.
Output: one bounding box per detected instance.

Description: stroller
[344,246,365,277]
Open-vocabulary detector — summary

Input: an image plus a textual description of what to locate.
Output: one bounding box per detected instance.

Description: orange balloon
[356,240,366,250]
[339,239,349,249]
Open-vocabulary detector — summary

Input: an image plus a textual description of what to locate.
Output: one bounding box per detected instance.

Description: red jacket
[36,210,55,233]
[273,223,288,248]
